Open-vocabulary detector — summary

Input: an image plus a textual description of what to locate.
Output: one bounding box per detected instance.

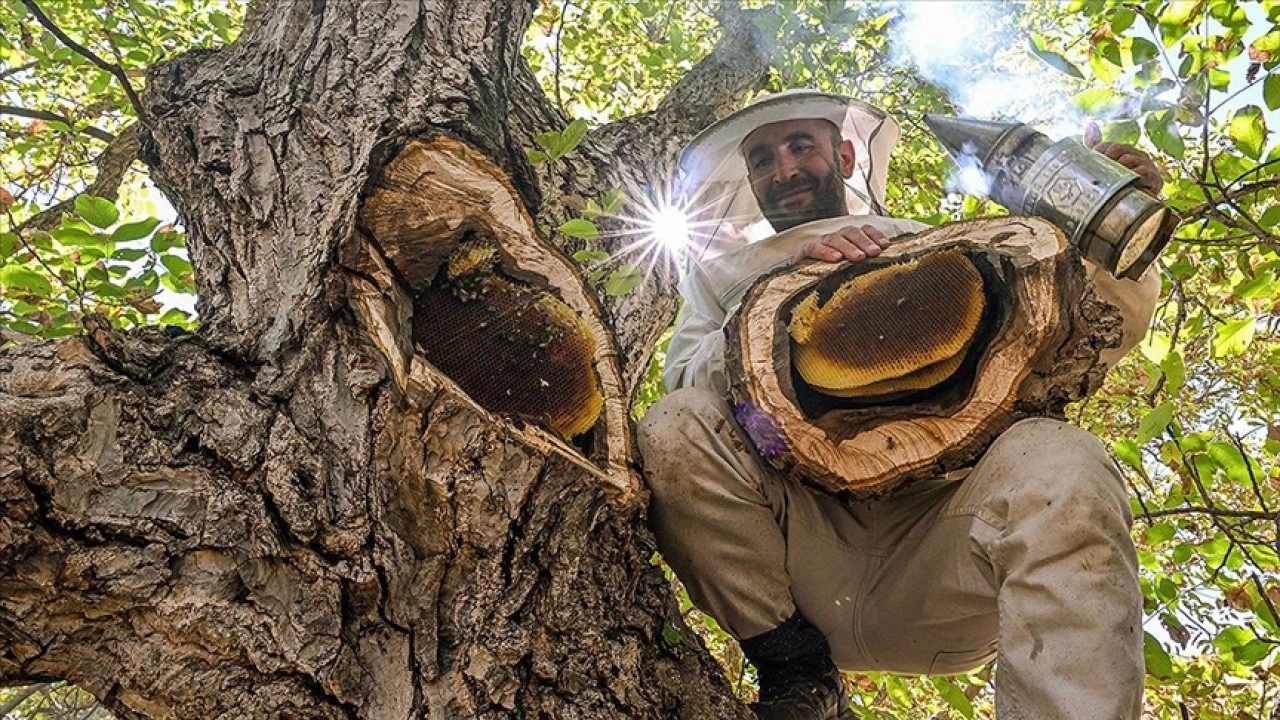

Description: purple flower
[734,400,789,460]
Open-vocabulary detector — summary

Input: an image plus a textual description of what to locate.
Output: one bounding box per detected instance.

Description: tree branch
[0,104,116,143]
[0,60,39,81]
[598,1,773,149]
[18,0,148,124]
[1137,506,1279,521]
[579,2,773,393]
[0,683,50,716]
[15,122,141,233]
[1181,179,1280,223]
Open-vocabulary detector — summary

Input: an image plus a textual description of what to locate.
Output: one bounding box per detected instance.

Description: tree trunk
[0,1,775,717]
[726,218,1124,497]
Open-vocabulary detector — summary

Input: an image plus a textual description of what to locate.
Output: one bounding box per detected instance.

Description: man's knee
[637,387,729,456]
[981,418,1128,512]
[637,387,732,491]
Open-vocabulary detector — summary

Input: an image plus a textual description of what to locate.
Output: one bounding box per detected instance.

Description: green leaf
[111,248,149,262]
[1074,87,1123,114]
[1207,442,1257,485]
[1265,75,1280,112]
[1213,626,1254,657]
[558,218,599,239]
[1235,270,1275,300]
[571,249,610,264]
[1029,39,1085,78]
[1207,67,1231,91]
[1122,37,1159,66]
[1160,0,1199,25]
[74,195,119,229]
[160,254,193,276]
[1252,30,1280,54]
[1089,42,1123,83]
[0,266,54,296]
[525,149,550,165]
[535,131,561,152]
[1144,110,1185,159]
[1137,402,1174,445]
[930,677,975,719]
[1144,522,1175,544]
[87,70,112,94]
[1143,632,1174,679]
[662,622,682,645]
[1110,8,1136,34]
[601,187,625,214]
[1113,438,1144,470]
[604,264,642,296]
[1103,119,1141,145]
[1235,639,1275,665]
[1209,1,1249,28]
[110,218,161,244]
[1228,106,1267,160]
[559,118,589,156]
[51,227,104,246]
[158,308,191,325]
[151,231,181,253]
[1172,542,1194,563]
[1139,331,1171,364]
[1212,317,1256,357]
[1159,352,1185,396]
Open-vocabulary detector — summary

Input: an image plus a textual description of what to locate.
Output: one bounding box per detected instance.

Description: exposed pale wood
[727,217,1123,497]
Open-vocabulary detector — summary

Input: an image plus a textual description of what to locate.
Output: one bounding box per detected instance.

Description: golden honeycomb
[412,242,603,438]
[788,249,985,398]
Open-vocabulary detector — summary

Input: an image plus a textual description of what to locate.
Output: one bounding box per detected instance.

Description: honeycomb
[412,241,603,438]
[788,249,985,399]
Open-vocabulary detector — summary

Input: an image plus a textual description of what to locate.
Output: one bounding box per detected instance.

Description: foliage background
[2,0,1277,717]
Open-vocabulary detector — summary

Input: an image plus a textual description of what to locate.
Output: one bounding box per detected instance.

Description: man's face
[741,118,856,232]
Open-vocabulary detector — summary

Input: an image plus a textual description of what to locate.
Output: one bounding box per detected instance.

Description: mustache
[766,178,818,203]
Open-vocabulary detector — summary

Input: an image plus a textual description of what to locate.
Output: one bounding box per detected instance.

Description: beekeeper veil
[676,90,900,262]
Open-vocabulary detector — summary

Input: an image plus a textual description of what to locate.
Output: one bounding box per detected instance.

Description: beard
[759,166,848,232]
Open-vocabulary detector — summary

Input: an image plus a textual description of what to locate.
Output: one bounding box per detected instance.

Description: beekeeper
[638,90,1162,720]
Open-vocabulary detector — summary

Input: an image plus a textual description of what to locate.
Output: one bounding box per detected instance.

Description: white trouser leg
[640,390,1143,719]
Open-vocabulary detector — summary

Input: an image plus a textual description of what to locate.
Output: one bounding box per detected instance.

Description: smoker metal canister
[924,115,1177,280]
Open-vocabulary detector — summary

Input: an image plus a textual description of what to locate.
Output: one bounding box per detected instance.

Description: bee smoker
[923,115,1179,280]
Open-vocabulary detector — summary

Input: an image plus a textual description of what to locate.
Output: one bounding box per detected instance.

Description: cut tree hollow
[349,136,634,495]
[726,217,1123,498]
[411,241,603,438]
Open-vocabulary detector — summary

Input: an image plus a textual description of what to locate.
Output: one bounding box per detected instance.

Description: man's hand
[1085,122,1164,197]
[797,224,892,263]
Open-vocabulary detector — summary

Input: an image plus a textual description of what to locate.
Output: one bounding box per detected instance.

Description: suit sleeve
[662,266,730,395]
[1084,262,1162,367]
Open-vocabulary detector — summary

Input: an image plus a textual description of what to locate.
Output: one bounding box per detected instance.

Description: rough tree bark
[0,1,774,717]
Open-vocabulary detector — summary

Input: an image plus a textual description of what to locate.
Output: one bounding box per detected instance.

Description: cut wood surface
[726,217,1124,497]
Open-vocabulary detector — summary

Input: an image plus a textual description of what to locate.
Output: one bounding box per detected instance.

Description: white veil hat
[676,90,900,261]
